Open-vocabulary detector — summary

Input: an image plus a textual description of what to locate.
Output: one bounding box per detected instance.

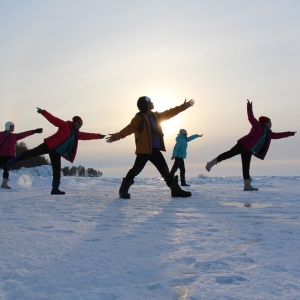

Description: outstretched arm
[270,131,297,139]
[246,99,258,125]
[36,107,65,127]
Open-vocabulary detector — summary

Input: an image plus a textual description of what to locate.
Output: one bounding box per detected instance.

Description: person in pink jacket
[7,108,106,195]
[205,99,296,191]
[0,121,43,189]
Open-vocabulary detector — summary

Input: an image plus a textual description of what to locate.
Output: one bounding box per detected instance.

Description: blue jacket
[172,134,200,158]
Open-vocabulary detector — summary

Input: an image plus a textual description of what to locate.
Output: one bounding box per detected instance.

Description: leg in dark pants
[48,148,65,195]
[150,149,192,197]
[121,149,191,198]
[18,143,50,160]
[217,142,252,180]
[149,149,191,197]
[6,143,50,170]
[120,154,150,199]
[170,157,182,177]
[0,156,13,189]
[0,156,13,179]
[149,148,174,186]
[170,157,188,186]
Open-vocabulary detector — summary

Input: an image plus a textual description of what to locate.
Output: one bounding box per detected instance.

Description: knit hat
[72,116,83,124]
[179,129,187,135]
[259,116,270,123]
[5,121,14,131]
[137,96,151,113]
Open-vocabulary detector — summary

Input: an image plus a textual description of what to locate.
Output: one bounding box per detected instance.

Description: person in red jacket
[7,108,106,195]
[0,121,43,189]
[205,99,296,191]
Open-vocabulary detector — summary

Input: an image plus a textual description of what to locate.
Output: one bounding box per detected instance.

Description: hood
[176,134,187,142]
[5,121,14,131]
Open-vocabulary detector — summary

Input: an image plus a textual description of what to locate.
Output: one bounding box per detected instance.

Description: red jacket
[42,110,104,162]
[238,103,294,160]
[0,130,35,156]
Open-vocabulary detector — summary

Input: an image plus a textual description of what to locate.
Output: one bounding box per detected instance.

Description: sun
[161,118,180,137]
[146,89,187,137]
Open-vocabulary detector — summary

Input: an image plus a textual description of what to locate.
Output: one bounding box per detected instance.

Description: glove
[34,128,43,134]
[37,107,43,114]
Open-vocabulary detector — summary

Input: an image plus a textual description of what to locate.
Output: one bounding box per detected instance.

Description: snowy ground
[0,166,300,300]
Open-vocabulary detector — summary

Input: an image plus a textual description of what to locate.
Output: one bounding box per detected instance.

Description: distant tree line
[61,165,102,177]
[10,142,102,177]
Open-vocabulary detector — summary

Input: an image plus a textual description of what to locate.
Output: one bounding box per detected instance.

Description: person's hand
[36,107,43,114]
[171,156,174,160]
[99,134,106,139]
[105,134,117,143]
[247,99,252,106]
[198,134,203,137]
[184,99,194,108]
[291,131,297,136]
[34,128,43,134]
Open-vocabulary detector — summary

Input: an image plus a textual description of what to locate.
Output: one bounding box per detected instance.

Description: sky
[1,167,300,299]
[1,0,299,178]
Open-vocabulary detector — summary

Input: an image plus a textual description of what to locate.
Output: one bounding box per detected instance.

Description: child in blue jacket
[170,129,202,186]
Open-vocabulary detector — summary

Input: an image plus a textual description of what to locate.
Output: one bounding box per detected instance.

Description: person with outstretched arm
[106,96,195,199]
[170,129,202,186]
[7,108,105,194]
[0,121,43,189]
[205,99,297,191]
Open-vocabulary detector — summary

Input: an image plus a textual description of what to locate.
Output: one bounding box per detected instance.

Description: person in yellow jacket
[106,96,195,199]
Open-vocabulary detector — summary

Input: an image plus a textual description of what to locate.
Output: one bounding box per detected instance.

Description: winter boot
[243,179,258,191]
[180,174,190,186]
[170,179,192,198]
[119,178,134,199]
[206,158,218,172]
[6,156,21,170]
[51,180,65,195]
[171,186,192,198]
[1,178,11,189]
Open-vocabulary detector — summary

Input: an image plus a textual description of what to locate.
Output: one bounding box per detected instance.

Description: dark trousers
[125,148,173,186]
[170,157,185,178]
[217,142,252,179]
[0,156,14,179]
[18,142,62,182]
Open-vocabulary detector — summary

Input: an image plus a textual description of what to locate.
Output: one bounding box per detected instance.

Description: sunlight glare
[149,90,185,137]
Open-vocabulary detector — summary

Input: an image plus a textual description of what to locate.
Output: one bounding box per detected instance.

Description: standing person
[170,129,202,186]
[106,96,195,199]
[205,99,296,191]
[7,108,106,195]
[0,122,43,189]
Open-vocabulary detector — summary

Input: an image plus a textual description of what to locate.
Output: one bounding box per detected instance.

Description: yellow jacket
[114,103,188,154]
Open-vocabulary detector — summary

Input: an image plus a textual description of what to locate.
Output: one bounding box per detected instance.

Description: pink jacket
[41,110,104,162]
[238,103,295,160]
[0,130,35,156]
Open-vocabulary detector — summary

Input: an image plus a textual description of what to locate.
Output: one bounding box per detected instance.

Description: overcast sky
[1,0,299,178]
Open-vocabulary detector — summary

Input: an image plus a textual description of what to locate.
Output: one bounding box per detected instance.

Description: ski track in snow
[0,167,300,299]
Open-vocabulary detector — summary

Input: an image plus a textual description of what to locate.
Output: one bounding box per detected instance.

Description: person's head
[179,129,187,136]
[259,116,272,129]
[137,96,153,113]
[72,116,83,130]
[5,121,15,132]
